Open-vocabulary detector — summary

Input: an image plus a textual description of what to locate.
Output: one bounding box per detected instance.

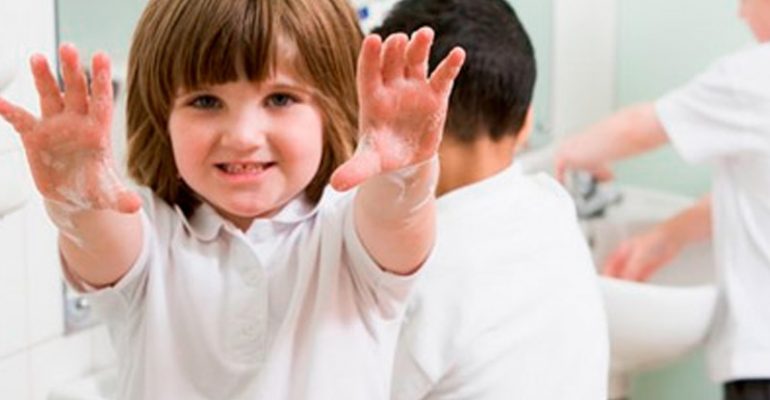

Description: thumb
[330,149,381,192]
[115,189,143,214]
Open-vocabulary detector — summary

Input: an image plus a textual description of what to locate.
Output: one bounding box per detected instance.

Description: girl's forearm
[354,157,438,275]
[47,200,143,288]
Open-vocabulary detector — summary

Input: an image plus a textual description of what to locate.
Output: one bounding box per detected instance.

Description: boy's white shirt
[390,163,609,400]
[63,187,421,400]
[656,42,770,383]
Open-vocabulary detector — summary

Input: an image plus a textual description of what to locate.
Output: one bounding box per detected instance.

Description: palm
[331,28,465,190]
[359,74,446,169]
[0,45,139,213]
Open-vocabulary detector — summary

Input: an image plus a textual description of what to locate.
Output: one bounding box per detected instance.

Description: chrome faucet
[566,170,623,219]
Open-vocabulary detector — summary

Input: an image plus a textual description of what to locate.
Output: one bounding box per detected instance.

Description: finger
[90,52,113,126]
[592,164,615,182]
[429,47,466,95]
[59,43,89,114]
[405,27,434,80]
[0,97,38,135]
[358,35,383,99]
[330,147,381,192]
[29,55,64,117]
[627,255,654,282]
[603,243,630,278]
[380,33,408,83]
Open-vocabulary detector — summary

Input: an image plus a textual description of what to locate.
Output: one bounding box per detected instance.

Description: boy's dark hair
[374,0,536,142]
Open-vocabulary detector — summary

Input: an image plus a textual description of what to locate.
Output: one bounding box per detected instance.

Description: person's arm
[604,194,712,281]
[554,103,669,182]
[0,44,142,288]
[330,28,465,275]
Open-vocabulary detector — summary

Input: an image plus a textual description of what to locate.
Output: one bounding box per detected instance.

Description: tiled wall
[0,1,116,399]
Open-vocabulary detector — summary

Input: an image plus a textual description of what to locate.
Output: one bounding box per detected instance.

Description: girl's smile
[168,66,324,230]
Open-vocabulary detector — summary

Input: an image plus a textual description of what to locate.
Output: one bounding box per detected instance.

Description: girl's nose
[220,109,268,149]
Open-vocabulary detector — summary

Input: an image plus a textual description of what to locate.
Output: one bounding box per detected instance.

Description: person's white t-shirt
[390,164,609,400]
[64,188,419,400]
[656,42,770,383]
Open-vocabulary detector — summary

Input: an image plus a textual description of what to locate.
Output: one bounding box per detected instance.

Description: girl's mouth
[215,162,275,175]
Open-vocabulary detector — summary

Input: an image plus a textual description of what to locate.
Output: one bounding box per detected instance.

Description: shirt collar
[436,161,524,211]
[175,194,320,242]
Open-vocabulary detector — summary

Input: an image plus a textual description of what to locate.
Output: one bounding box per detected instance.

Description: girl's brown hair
[126,0,362,215]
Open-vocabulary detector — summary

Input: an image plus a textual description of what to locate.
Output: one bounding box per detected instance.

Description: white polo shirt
[65,188,419,399]
[656,42,770,383]
[390,164,609,399]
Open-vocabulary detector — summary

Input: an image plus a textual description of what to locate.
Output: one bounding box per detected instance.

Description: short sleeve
[656,47,770,164]
[61,188,170,320]
[330,191,425,321]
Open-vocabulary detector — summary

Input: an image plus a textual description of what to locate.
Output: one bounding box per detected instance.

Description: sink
[584,185,717,399]
[48,367,117,400]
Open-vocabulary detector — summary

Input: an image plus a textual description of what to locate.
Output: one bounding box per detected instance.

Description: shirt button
[242,323,258,338]
[244,270,261,286]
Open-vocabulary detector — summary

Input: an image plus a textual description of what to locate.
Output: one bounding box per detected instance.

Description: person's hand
[603,225,683,282]
[330,27,465,191]
[553,134,614,184]
[0,44,140,213]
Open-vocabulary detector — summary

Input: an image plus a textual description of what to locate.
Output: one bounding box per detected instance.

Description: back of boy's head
[374,0,535,143]
[125,0,361,215]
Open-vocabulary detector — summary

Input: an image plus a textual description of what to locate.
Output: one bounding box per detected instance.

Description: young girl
[0,0,464,399]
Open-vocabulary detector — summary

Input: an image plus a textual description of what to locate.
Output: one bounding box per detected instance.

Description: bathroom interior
[0,0,753,399]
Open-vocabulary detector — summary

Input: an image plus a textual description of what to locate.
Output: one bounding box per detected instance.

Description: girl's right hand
[0,44,140,214]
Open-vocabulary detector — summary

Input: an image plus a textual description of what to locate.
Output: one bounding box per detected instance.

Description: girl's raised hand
[0,44,140,213]
[331,27,465,191]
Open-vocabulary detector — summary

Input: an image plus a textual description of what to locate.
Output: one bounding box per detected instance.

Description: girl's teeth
[224,163,262,174]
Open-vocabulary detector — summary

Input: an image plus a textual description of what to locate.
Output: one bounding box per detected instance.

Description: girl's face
[168,65,324,230]
[740,0,770,42]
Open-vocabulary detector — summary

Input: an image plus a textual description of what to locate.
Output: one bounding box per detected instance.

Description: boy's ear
[514,106,534,152]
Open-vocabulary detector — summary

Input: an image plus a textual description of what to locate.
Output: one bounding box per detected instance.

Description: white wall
[0,1,115,399]
[551,0,617,137]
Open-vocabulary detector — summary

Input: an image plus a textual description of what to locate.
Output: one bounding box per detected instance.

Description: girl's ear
[514,106,534,152]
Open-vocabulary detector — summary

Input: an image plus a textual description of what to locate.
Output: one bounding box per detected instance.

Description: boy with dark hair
[375,1,609,398]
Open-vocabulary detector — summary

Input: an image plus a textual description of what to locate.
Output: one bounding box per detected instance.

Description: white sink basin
[584,186,717,399]
[49,367,116,400]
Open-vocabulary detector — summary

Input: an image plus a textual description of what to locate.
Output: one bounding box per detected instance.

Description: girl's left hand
[331,27,465,191]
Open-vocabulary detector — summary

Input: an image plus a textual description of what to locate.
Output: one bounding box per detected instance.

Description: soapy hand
[0,44,140,214]
[603,225,682,282]
[330,27,465,191]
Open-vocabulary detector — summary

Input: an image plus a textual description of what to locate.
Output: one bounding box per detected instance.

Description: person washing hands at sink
[376,1,608,398]
[554,0,770,398]
[0,0,466,398]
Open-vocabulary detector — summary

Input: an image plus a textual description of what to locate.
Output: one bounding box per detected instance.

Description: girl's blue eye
[267,93,297,107]
[190,95,221,109]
